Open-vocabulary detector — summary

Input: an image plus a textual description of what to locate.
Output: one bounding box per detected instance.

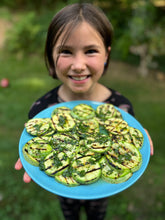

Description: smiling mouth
[69,76,90,81]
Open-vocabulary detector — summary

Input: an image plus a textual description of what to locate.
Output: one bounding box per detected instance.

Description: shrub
[5,12,44,56]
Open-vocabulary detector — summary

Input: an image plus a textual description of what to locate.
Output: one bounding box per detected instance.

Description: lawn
[0,52,165,220]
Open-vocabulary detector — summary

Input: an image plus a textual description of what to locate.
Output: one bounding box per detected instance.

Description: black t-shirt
[28,85,134,119]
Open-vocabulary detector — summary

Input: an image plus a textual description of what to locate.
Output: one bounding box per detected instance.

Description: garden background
[0,0,165,219]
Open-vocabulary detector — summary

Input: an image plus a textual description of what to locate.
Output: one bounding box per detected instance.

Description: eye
[86,49,98,54]
[60,49,72,55]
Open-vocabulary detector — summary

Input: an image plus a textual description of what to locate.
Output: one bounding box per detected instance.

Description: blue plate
[19,100,150,200]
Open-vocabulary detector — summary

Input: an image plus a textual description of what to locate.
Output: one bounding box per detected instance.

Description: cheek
[56,58,70,72]
[88,58,105,75]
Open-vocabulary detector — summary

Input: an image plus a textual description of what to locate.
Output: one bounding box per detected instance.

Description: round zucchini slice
[109,132,132,144]
[22,137,52,166]
[129,127,144,149]
[51,112,75,132]
[39,151,69,176]
[23,145,40,166]
[71,104,95,120]
[104,118,129,135]
[25,118,51,136]
[76,118,99,137]
[72,154,101,185]
[51,106,71,117]
[41,119,56,136]
[109,127,144,150]
[106,142,142,172]
[55,175,80,187]
[79,149,102,162]
[52,133,79,146]
[55,167,80,187]
[100,157,132,184]
[96,103,122,120]
[51,133,79,158]
[85,134,112,153]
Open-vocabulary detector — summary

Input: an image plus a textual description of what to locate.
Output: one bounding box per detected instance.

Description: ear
[105,46,111,63]
[107,46,111,56]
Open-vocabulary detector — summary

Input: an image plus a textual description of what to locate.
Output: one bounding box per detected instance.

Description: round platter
[19,100,150,200]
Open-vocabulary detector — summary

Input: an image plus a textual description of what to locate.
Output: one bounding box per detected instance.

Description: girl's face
[53,22,110,95]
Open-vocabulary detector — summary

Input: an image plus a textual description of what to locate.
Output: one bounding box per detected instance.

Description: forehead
[55,21,104,47]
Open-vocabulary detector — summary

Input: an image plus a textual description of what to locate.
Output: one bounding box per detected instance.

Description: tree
[128,1,165,76]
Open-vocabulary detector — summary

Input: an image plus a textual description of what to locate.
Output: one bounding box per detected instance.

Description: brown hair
[44,3,113,78]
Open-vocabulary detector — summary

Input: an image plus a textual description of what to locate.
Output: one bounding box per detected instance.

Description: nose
[71,53,86,73]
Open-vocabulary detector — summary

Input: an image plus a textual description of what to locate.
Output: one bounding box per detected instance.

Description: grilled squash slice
[72,153,101,184]
[51,113,75,132]
[76,118,99,137]
[96,103,122,120]
[25,118,53,136]
[85,134,112,153]
[39,151,69,176]
[106,142,142,172]
[129,127,144,149]
[51,133,79,159]
[104,118,129,135]
[71,104,95,120]
[100,157,132,184]
[55,174,80,187]
[51,106,71,117]
[22,136,52,166]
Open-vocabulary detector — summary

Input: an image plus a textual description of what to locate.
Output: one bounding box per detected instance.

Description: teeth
[71,76,88,81]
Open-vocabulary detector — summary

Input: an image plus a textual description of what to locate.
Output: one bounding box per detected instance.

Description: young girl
[15,3,153,220]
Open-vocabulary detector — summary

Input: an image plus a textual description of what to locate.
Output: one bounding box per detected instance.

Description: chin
[71,87,90,94]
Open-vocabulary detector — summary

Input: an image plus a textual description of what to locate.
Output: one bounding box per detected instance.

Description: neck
[58,83,111,102]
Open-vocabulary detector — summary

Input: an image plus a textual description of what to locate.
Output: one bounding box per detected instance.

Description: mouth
[69,75,90,81]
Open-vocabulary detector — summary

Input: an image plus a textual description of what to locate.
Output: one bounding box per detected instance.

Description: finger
[149,139,154,156]
[15,158,23,170]
[144,129,154,156]
[23,172,31,183]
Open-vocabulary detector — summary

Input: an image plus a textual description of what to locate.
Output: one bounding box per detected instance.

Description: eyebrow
[55,45,72,51]
[84,45,101,50]
[55,44,101,51]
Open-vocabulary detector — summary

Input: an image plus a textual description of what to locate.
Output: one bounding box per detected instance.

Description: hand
[15,158,32,183]
[144,129,154,156]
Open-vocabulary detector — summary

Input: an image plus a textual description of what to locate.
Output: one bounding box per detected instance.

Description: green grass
[0,53,165,220]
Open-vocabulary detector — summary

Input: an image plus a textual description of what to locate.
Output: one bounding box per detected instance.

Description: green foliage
[105,0,165,75]
[0,0,84,10]
[148,24,165,56]
[3,0,84,56]
[5,12,44,55]
[0,0,62,10]
[128,1,165,55]
[129,1,156,44]
[0,7,11,19]
[112,32,132,59]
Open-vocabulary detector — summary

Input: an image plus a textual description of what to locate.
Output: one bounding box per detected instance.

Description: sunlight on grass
[13,77,47,88]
